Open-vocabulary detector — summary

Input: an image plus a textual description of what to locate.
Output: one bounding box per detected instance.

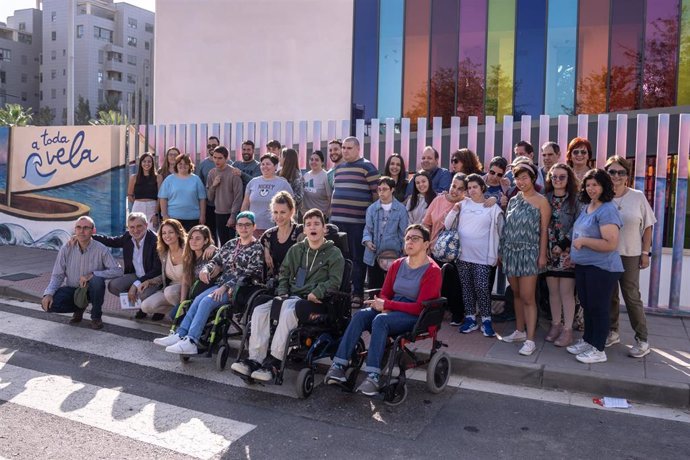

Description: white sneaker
[576,348,607,364]
[629,339,650,358]
[231,361,252,376]
[153,333,181,347]
[605,330,620,348]
[567,339,591,355]
[501,330,527,343]
[518,340,536,356]
[165,337,198,355]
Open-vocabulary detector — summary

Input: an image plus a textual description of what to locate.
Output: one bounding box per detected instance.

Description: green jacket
[277,239,344,300]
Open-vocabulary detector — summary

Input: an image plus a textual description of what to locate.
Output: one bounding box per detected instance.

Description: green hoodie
[277,238,344,300]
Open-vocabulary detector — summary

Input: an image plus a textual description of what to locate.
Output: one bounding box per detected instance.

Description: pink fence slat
[211,123,220,139]
[199,123,208,157]
[285,122,294,149]
[355,119,365,151]
[520,115,531,145]
[147,123,155,155]
[312,120,322,156]
[167,124,176,151]
[595,114,609,168]
[341,120,350,139]
[271,121,281,145]
[385,118,395,157]
[234,122,243,162]
[370,119,380,169]
[615,114,628,157]
[432,117,443,159]
[187,124,197,163]
[557,115,569,158]
[669,113,690,310]
[223,123,232,150]
[450,117,461,153]
[484,116,496,166]
[648,113,670,310]
[400,118,411,171]
[177,124,187,160]
[327,120,337,144]
[538,115,550,163]
[259,122,269,155]
[634,114,648,191]
[577,114,589,138]
[157,125,166,167]
[298,121,308,170]
[502,115,513,163]
[416,118,427,164]
[247,122,256,144]
[467,116,478,154]
[136,124,146,159]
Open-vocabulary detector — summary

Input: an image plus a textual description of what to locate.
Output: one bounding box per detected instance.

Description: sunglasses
[488,170,504,177]
[607,169,628,177]
[551,174,567,181]
[572,149,588,156]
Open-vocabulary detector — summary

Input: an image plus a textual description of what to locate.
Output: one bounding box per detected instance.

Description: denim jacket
[362,199,409,267]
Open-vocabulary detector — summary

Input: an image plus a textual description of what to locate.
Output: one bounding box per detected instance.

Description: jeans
[575,265,621,351]
[333,307,418,374]
[215,212,236,246]
[50,276,106,319]
[610,255,648,342]
[176,285,229,343]
[334,221,365,295]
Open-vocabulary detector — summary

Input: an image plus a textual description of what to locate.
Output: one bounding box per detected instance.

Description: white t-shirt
[614,188,656,256]
[458,200,496,265]
[245,176,294,229]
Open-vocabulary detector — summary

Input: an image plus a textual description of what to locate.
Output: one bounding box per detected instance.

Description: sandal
[351,295,363,309]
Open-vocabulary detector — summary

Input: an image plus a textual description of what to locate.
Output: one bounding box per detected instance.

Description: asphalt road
[0,300,688,459]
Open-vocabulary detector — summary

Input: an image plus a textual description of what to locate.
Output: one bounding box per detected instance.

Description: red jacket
[380,257,442,316]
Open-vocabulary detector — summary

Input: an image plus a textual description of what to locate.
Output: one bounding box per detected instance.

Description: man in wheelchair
[325,224,442,396]
[231,208,345,381]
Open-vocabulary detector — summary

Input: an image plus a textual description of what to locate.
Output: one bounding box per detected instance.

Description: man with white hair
[92,212,162,320]
[41,216,123,330]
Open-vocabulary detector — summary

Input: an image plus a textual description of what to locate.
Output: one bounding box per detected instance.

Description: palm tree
[89,110,129,125]
[0,103,33,126]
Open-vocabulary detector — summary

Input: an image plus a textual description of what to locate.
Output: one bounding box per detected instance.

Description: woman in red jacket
[325,224,442,396]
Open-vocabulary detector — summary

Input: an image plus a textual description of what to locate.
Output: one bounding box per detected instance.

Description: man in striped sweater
[330,136,380,308]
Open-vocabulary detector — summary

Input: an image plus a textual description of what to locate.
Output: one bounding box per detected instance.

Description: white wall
[153,0,354,125]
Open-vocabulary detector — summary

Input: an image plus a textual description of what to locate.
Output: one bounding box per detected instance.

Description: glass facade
[352,0,688,122]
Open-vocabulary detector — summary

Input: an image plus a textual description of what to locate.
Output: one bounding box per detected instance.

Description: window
[51,31,57,41]
[40,90,43,101]
[0,71,5,83]
[145,76,150,87]
[19,22,26,31]
[145,23,154,33]
[127,54,137,65]
[97,70,103,83]
[94,26,113,43]
[51,11,56,22]
[128,18,137,29]
[77,25,83,38]
[21,92,27,101]
[98,50,104,64]
[18,33,31,44]
[39,72,43,82]
[62,69,66,76]
[21,73,27,83]
[51,69,57,79]
[127,74,136,84]
[51,89,56,99]
[0,48,11,61]
[127,36,137,47]
[144,41,150,51]
[51,50,56,60]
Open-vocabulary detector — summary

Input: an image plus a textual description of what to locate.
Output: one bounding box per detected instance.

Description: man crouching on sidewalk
[41,216,123,330]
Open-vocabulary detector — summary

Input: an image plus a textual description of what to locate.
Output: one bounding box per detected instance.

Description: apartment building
[0,9,42,113]
[41,0,154,125]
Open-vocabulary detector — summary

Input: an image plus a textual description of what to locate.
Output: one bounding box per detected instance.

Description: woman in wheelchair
[154,212,264,354]
[325,224,442,396]
[231,208,345,381]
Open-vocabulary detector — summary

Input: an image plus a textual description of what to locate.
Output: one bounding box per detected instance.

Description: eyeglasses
[607,169,628,177]
[405,235,424,242]
[551,174,567,181]
[488,170,504,177]
[572,149,588,156]
[451,158,460,164]
[75,225,93,231]
[236,222,254,228]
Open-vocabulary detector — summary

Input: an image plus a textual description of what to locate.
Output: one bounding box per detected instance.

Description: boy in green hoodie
[231,208,345,382]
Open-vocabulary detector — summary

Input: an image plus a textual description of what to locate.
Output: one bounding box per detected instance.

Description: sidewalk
[1,245,688,408]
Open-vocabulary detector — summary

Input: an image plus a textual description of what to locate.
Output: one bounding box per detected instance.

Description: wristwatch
[641,251,651,257]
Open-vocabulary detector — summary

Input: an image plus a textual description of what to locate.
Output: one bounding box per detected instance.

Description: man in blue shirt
[405,146,452,198]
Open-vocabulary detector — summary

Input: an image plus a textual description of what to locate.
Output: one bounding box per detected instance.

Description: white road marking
[0,359,255,459]
[0,308,301,398]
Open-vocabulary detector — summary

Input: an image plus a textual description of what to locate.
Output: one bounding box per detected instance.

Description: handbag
[376,249,399,272]
[432,213,461,263]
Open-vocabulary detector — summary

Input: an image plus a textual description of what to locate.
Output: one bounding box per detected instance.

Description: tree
[96,92,121,113]
[33,107,55,126]
[90,109,129,125]
[0,103,33,126]
[74,96,92,125]
[485,64,512,121]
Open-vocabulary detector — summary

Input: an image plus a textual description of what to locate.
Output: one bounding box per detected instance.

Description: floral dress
[545,193,581,278]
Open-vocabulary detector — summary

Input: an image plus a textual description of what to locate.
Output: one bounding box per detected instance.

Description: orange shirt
[422,194,456,246]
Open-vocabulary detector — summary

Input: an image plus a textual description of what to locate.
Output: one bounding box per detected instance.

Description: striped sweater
[330,158,380,224]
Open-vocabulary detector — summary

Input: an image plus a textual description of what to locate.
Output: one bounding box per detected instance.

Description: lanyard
[305,249,319,274]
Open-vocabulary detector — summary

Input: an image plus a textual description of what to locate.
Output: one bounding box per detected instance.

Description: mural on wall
[0,126,127,249]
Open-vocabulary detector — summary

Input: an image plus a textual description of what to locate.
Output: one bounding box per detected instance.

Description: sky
[1,0,155,24]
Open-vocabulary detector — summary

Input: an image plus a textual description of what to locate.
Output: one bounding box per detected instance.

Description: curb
[2,291,688,408]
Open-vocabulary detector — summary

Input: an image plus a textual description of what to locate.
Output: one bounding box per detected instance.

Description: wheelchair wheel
[383,380,408,406]
[179,355,190,363]
[216,345,229,371]
[296,368,315,399]
[426,351,451,394]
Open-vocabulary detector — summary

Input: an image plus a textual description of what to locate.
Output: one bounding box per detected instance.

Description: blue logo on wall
[22,129,99,186]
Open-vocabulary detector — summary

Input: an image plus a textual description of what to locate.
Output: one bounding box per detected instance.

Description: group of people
[41,134,654,399]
